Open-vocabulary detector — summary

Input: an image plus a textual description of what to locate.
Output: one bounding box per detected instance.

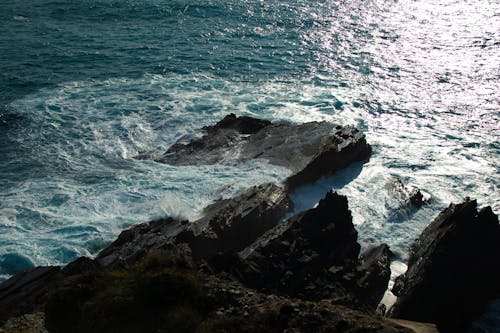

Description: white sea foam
[2,71,498,269]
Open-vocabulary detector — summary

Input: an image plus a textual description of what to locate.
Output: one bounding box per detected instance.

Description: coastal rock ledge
[141,114,372,190]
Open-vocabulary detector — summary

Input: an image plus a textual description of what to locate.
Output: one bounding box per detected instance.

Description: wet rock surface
[154,114,372,190]
[390,198,500,333]
[97,183,292,267]
[383,178,430,225]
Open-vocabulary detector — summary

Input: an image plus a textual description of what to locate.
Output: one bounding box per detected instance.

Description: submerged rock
[153,114,371,190]
[385,178,428,208]
[390,198,500,332]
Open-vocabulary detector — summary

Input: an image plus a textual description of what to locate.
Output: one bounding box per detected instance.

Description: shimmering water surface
[0,0,498,289]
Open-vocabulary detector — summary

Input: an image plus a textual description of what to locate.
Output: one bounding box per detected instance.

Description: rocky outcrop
[96,217,191,268]
[355,244,393,311]
[390,198,500,333]
[97,190,391,313]
[0,266,60,324]
[153,114,372,190]
[97,183,292,268]
[385,178,428,208]
[177,183,292,259]
[213,191,391,312]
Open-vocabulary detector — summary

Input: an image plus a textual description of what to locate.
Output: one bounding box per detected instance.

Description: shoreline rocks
[0,114,497,333]
[209,191,391,313]
[97,183,292,268]
[151,114,372,191]
[0,266,60,324]
[390,198,500,332]
[177,183,293,260]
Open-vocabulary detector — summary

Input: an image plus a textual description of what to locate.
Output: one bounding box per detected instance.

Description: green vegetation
[45,251,206,333]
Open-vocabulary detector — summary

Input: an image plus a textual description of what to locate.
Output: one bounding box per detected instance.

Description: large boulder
[153,114,371,190]
[390,198,500,332]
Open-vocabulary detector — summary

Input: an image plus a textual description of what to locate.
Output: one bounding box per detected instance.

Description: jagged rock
[230,191,359,297]
[0,266,60,324]
[153,114,371,190]
[384,178,429,215]
[390,198,500,333]
[97,183,292,267]
[96,218,192,268]
[355,244,393,310]
[176,183,292,259]
[219,191,391,311]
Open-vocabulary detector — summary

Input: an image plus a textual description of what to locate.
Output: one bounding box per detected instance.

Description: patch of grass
[45,250,205,333]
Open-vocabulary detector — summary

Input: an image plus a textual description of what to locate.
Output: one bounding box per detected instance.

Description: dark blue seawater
[0,0,499,324]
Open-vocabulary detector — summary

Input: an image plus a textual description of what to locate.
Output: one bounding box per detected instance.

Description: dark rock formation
[355,244,393,311]
[0,266,60,324]
[98,183,291,267]
[231,191,359,291]
[177,183,292,259]
[390,198,500,333]
[44,250,413,333]
[96,217,190,268]
[153,114,371,190]
[219,191,391,312]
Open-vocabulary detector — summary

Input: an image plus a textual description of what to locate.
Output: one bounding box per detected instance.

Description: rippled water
[0,0,498,296]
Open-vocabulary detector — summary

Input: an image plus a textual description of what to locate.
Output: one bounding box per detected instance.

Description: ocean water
[0,0,498,309]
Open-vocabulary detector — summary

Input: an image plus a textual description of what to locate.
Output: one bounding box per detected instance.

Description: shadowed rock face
[42,251,413,333]
[214,191,391,312]
[95,190,392,313]
[356,244,393,311]
[390,198,500,333]
[153,114,371,190]
[97,183,292,268]
[96,217,191,268]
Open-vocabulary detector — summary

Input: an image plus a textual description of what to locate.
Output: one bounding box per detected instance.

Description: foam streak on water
[0,0,498,288]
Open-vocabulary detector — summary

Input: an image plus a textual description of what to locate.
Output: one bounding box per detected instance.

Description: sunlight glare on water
[0,0,498,285]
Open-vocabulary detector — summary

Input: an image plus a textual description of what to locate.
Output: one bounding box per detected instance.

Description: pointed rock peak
[317,190,348,211]
[301,191,352,229]
[478,206,498,227]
